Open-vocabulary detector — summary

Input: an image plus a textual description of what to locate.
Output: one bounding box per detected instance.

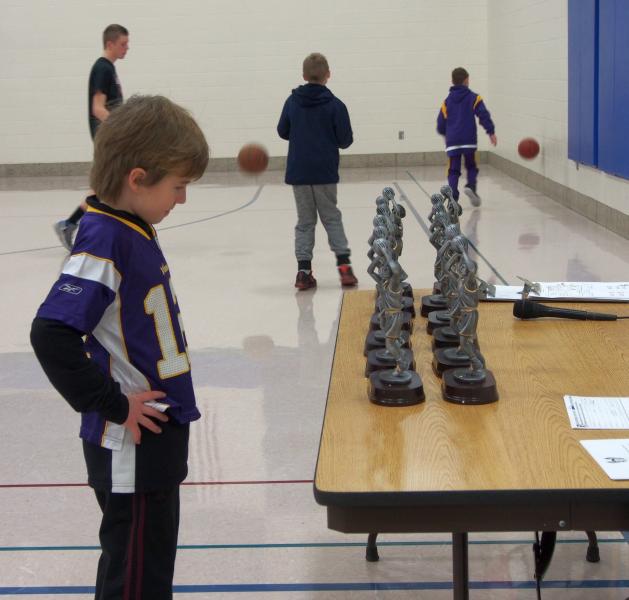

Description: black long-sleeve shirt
[30,317,129,424]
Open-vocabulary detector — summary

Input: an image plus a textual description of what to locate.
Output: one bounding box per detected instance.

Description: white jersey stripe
[92,294,149,492]
[111,428,136,493]
[63,253,121,293]
[445,144,478,152]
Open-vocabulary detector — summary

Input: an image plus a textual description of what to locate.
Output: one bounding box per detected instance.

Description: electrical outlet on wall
[398,130,405,140]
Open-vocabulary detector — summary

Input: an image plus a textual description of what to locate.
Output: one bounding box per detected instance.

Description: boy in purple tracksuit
[437,67,497,207]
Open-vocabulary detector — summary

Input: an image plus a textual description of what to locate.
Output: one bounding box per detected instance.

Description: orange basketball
[237,143,269,174]
[517,137,540,160]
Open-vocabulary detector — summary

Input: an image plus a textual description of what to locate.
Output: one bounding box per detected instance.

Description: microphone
[513,300,622,321]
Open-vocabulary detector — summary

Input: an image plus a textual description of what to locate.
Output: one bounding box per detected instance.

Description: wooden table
[314,290,629,599]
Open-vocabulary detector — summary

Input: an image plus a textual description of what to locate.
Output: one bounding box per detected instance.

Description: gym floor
[1,164,629,598]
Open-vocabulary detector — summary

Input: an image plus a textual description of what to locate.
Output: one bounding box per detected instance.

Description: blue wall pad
[598,0,629,179]
[568,0,598,167]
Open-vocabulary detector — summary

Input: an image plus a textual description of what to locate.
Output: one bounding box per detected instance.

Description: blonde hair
[303,53,330,83]
[90,95,209,204]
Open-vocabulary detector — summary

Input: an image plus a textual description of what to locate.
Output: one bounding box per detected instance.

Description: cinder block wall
[0,0,488,165]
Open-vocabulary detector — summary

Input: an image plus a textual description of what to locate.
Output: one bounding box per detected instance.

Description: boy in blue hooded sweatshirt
[277,52,358,290]
[437,67,497,207]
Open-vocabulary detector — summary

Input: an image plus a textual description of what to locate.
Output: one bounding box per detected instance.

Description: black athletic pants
[94,487,180,600]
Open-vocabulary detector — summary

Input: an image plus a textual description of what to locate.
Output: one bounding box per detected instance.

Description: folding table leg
[452,532,469,600]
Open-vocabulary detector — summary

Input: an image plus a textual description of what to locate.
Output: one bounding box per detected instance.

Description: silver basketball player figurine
[375,195,403,259]
[441,184,462,225]
[436,225,464,300]
[370,238,410,369]
[422,201,460,317]
[383,187,405,256]
[428,193,446,225]
[439,239,499,405]
[367,237,424,406]
[425,225,467,333]
[375,201,396,244]
[367,217,390,261]
[364,219,412,353]
[383,186,406,227]
[373,189,412,299]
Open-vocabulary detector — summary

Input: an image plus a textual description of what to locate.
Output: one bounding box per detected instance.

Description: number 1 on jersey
[144,284,190,379]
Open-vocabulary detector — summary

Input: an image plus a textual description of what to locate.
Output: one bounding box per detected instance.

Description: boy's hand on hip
[490,134,497,146]
[124,390,169,444]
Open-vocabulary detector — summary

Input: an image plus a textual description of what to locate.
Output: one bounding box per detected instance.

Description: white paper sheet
[486,282,629,302]
[564,396,629,429]
[580,439,629,480]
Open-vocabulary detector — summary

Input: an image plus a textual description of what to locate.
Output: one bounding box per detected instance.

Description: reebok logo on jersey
[59,283,83,295]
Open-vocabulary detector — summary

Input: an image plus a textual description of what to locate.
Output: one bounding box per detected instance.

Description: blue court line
[0,538,625,552]
[159,185,263,231]
[2,580,629,594]
[0,186,263,256]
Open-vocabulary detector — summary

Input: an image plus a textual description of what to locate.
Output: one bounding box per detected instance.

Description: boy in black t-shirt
[54,24,129,250]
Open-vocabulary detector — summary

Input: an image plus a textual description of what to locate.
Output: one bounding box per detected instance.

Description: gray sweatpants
[292,184,350,262]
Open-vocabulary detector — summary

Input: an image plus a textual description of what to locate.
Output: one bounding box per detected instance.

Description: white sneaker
[463,185,482,207]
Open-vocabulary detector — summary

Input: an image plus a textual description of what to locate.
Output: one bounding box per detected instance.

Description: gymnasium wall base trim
[488,153,629,240]
[0,152,484,178]
[1,152,625,240]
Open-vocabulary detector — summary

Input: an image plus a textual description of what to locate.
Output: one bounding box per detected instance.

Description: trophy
[366,237,415,375]
[439,243,498,405]
[381,187,413,300]
[421,194,451,316]
[432,236,474,375]
[426,224,463,334]
[364,208,412,354]
[367,238,424,406]
[365,225,412,353]
[431,228,468,347]
[369,194,414,325]
[441,184,462,225]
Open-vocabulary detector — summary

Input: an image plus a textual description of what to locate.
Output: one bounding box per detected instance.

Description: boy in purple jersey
[31,95,209,600]
[437,67,497,207]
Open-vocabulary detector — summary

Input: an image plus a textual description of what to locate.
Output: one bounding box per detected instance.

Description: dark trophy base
[376,295,416,318]
[370,312,413,333]
[420,294,448,317]
[442,368,499,405]
[369,369,425,407]
[426,310,451,334]
[432,347,471,377]
[402,282,414,300]
[365,348,415,377]
[432,326,459,349]
[364,329,410,356]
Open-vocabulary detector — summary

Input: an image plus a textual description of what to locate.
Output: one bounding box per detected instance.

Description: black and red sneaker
[295,270,317,290]
[338,264,358,287]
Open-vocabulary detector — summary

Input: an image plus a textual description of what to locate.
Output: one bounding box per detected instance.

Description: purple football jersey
[37,204,200,451]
